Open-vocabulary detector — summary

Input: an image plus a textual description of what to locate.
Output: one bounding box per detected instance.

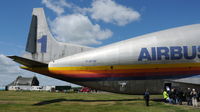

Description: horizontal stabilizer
[7,56,48,67]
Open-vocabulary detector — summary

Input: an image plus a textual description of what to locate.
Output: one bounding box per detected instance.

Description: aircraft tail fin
[23,8,93,63]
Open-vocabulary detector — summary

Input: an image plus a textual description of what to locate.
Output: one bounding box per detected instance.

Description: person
[186,88,192,106]
[144,89,150,106]
[169,88,176,104]
[163,89,172,103]
[191,89,198,107]
[174,88,178,104]
[173,88,178,104]
[177,88,184,105]
[198,90,200,102]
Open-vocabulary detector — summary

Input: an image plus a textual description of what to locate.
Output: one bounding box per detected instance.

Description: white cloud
[0,55,22,86]
[42,0,71,15]
[42,0,140,45]
[50,14,113,45]
[88,0,140,26]
[0,55,20,74]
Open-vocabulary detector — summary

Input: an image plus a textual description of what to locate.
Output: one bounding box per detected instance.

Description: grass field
[0,91,199,112]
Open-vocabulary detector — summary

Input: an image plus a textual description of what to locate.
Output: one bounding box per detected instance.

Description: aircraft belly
[74,79,200,94]
[74,80,165,94]
[22,66,200,94]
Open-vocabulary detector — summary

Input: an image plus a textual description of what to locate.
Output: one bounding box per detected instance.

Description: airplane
[8,8,200,94]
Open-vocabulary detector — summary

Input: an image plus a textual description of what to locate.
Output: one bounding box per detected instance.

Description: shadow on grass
[33,98,144,106]
[151,99,165,102]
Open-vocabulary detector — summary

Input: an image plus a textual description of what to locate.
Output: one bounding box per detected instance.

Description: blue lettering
[38,35,47,53]
[151,47,156,60]
[170,46,182,60]
[198,46,200,58]
[138,48,151,61]
[183,46,196,59]
[157,47,169,60]
[138,45,200,61]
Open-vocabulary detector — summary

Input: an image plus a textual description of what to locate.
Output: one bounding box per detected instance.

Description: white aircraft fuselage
[9,8,200,94]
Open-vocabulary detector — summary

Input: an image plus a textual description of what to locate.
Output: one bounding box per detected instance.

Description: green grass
[0,91,199,112]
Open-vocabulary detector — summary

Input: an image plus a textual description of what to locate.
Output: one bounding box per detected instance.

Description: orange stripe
[21,63,200,78]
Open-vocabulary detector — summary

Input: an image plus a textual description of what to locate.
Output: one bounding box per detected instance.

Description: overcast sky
[0,0,200,86]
